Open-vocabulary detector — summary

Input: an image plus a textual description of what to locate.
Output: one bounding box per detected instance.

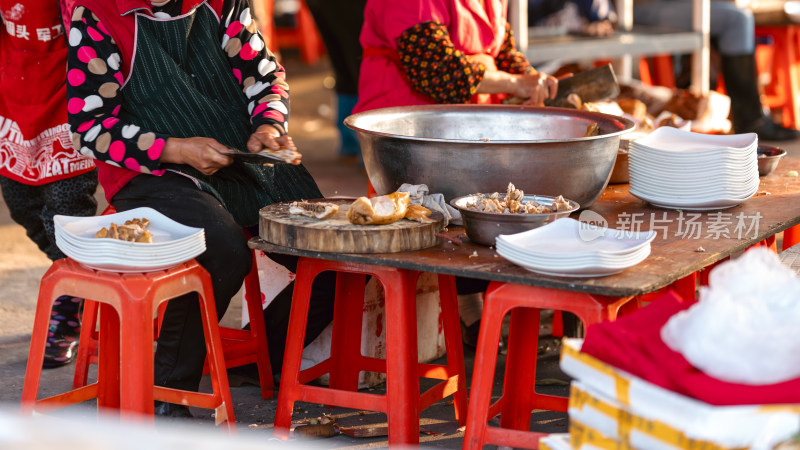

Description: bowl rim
[344,104,636,144]
[449,193,580,217]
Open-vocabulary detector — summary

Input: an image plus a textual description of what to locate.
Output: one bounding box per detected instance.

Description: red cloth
[0,0,95,184]
[354,0,507,112]
[581,291,800,406]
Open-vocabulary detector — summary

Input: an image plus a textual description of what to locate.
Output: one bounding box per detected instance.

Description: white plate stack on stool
[495,218,656,277]
[628,127,759,211]
[54,207,206,272]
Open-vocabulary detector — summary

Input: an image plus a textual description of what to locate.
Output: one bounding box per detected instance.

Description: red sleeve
[396,21,485,104]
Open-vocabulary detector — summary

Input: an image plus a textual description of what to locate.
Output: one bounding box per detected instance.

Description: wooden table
[249,156,800,447]
[250,157,800,298]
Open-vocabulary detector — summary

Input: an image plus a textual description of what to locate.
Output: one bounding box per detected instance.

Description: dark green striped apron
[118,5,321,227]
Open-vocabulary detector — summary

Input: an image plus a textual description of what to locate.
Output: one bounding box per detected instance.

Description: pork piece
[347,192,411,225]
[584,122,600,137]
[288,200,339,220]
[550,195,572,211]
[95,218,153,242]
[404,204,436,223]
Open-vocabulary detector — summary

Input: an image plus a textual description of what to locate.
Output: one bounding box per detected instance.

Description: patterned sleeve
[66,6,168,175]
[495,22,535,75]
[396,21,485,104]
[219,0,290,134]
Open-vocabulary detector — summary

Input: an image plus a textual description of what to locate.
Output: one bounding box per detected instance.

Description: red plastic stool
[73,205,274,399]
[462,282,638,449]
[21,258,236,428]
[73,249,274,399]
[273,257,467,446]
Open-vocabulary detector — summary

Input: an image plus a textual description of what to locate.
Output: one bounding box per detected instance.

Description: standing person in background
[0,0,98,368]
[633,0,799,141]
[306,0,366,164]
[355,0,559,346]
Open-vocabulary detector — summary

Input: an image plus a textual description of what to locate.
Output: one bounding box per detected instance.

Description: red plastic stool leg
[784,224,800,250]
[462,284,510,449]
[73,299,99,388]
[437,274,468,424]
[328,272,367,392]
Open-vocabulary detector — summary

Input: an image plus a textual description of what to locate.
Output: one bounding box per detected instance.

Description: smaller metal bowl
[757,145,787,177]
[450,194,580,246]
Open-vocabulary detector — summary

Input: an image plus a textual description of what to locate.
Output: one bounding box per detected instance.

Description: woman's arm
[66,6,170,175]
[219,0,291,136]
[396,21,556,105]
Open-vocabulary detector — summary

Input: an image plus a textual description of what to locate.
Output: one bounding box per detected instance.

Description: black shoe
[42,337,79,369]
[154,401,193,418]
[739,117,800,142]
[43,296,82,369]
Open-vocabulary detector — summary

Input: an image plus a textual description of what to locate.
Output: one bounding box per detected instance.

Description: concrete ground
[1,54,798,448]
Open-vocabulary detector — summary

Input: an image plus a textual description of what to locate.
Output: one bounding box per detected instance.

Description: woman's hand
[476,70,558,106]
[510,72,559,106]
[247,124,297,154]
[161,136,233,175]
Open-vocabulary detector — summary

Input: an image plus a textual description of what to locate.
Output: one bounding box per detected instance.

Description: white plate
[54,207,204,245]
[633,128,757,153]
[496,218,656,257]
[630,182,759,201]
[55,236,204,261]
[628,153,758,172]
[55,228,205,253]
[628,177,760,197]
[78,261,193,273]
[495,243,650,268]
[629,188,757,210]
[497,246,650,277]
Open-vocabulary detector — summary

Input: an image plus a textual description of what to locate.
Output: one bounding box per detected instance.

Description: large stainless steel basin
[344,105,635,208]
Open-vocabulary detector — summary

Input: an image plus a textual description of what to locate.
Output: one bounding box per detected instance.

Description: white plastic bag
[661,248,800,384]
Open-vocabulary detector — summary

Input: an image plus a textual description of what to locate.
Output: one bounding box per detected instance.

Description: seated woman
[355,0,559,345]
[355,0,559,113]
[65,0,334,416]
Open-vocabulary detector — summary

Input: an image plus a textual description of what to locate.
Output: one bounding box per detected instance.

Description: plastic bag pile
[661,248,800,385]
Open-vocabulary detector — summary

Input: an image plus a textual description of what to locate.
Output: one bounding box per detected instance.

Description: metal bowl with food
[450,194,580,246]
[345,105,635,208]
[757,145,787,177]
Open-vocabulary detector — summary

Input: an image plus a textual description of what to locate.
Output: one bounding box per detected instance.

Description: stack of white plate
[54,207,205,272]
[495,218,656,277]
[628,127,759,211]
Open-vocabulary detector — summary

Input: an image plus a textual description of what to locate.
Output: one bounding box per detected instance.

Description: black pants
[113,173,335,391]
[0,170,98,261]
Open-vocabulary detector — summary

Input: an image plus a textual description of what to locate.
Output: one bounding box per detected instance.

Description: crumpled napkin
[397,183,461,226]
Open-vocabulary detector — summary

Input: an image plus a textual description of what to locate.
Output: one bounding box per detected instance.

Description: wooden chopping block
[259,198,444,253]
